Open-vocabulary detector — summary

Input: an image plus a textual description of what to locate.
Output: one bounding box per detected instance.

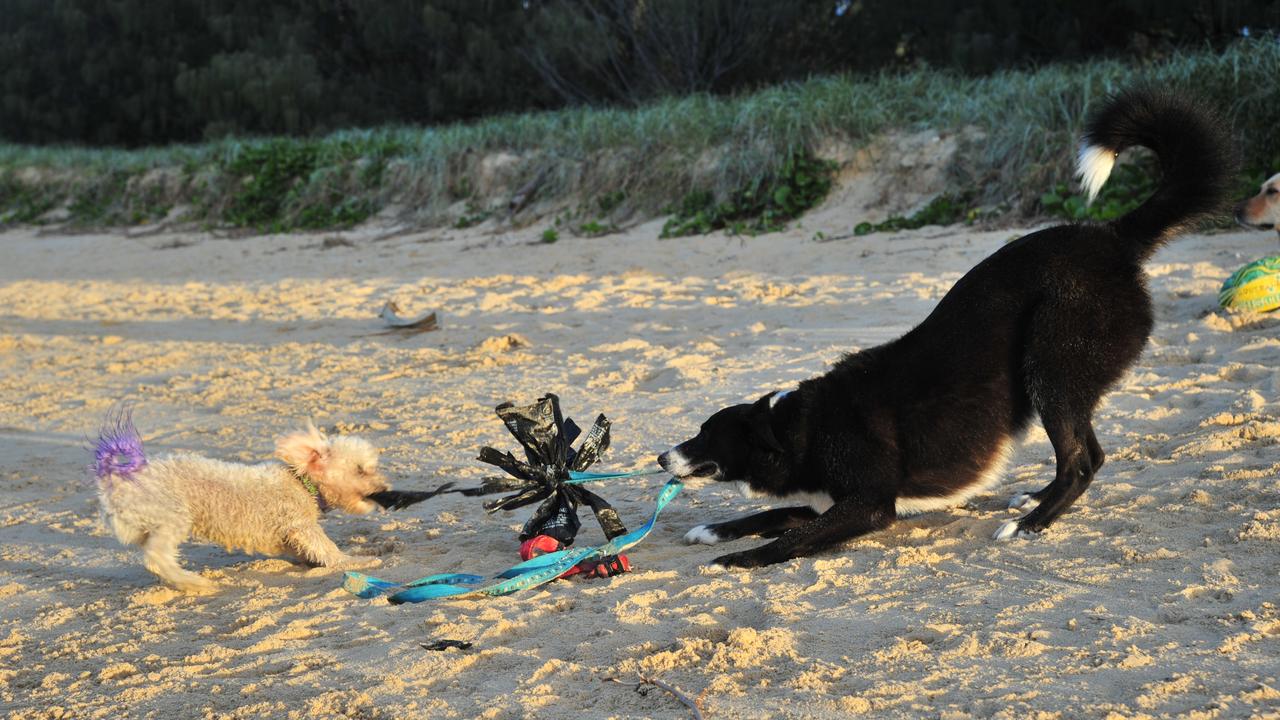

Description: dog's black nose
[657,452,670,470]
[1235,203,1250,228]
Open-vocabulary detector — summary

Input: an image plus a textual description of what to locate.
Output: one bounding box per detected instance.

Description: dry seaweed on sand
[378,300,439,332]
[605,674,705,720]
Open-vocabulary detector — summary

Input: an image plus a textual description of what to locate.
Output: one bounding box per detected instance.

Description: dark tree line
[1,0,1275,146]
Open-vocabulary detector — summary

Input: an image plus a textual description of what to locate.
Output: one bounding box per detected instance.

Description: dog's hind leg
[1085,426,1105,471]
[1007,404,1108,511]
[684,506,819,545]
[284,525,380,570]
[995,411,1100,540]
[998,285,1140,538]
[142,527,215,592]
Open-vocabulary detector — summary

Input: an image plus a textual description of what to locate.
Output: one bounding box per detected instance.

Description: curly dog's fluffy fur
[96,421,386,592]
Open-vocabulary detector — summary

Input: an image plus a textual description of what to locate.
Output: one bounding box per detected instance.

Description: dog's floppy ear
[748,394,785,454]
[275,421,330,475]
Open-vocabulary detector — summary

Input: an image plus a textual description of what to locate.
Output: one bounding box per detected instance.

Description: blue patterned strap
[342,479,683,603]
[392,480,683,603]
[381,548,594,601]
[342,571,485,599]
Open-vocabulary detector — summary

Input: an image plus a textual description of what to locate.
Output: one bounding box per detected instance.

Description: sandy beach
[2,216,1279,719]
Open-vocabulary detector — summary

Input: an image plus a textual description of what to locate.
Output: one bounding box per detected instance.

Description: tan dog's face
[276,424,390,514]
[1236,172,1280,231]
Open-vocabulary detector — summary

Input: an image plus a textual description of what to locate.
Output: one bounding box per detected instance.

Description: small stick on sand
[605,674,705,720]
[813,230,858,243]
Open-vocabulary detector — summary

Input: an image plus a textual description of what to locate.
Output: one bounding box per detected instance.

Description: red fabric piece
[517,536,631,580]
[519,534,563,561]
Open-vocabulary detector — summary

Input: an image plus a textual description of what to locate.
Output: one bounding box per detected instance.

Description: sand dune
[1,220,1278,718]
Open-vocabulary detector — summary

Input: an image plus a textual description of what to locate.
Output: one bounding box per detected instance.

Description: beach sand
[1,217,1278,718]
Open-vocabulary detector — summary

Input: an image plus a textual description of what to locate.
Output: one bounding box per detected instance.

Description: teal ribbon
[343,477,682,603]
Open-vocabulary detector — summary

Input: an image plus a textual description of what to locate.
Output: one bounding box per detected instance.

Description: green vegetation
[854,193,982,236]
[595,191,627,216]
[223,141,320,228]
[1038,160,1159,222]
[221,140,377,231]
[0,174,60,224]
[2,41,1280,233]
[661,154,835,237]
[454,204,491,229]
[851,158,1166,235]
[576,220,617,237]
[541,228,560,244]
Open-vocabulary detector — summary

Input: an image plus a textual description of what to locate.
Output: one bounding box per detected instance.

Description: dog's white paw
[1007,492,1036,510]
[683,525,722,545]
[993,520,1021,541]
[993,520,1040,541]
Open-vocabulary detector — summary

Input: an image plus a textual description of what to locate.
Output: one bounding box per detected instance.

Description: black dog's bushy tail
[1076,87,1236,262]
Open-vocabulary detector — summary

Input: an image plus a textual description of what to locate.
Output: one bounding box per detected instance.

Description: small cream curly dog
[93,413,385,592]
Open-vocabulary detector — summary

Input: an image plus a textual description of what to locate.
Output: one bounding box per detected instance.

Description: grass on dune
[2,39,1279,232]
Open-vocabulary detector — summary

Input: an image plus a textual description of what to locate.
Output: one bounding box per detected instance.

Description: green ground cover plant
[2,41,1277,233]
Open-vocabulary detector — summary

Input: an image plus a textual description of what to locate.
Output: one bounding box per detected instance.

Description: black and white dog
[659,88,1235,569]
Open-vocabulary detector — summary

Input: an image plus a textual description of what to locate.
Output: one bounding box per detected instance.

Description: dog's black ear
[748,394,785,454]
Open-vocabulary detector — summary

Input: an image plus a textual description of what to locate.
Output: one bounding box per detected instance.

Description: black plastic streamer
[475,394,628,545]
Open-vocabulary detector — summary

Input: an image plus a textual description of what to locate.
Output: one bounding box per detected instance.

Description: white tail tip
[1075,145,1117,205]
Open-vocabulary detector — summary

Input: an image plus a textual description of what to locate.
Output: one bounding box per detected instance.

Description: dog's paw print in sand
[348,536,404,556]
[129,585,194,605]
[581,339,725,394]
[636,366,684,393]
[1148,343,1213,367]
[1237,510,1280,542]
[468,334,532,367]
[340,555,383,570]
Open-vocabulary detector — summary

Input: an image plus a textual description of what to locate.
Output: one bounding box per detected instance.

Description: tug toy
[477,394,644,578]
[1219,255,1280,313]
[343,395,676,603]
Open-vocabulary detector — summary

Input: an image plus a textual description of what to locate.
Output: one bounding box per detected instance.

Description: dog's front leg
[684,506,819,545]
[712,499,894,568]
[285,525,380,570]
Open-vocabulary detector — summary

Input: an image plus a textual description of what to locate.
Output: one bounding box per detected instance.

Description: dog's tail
[91,407,148,483]
[1076,87,1236,262]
